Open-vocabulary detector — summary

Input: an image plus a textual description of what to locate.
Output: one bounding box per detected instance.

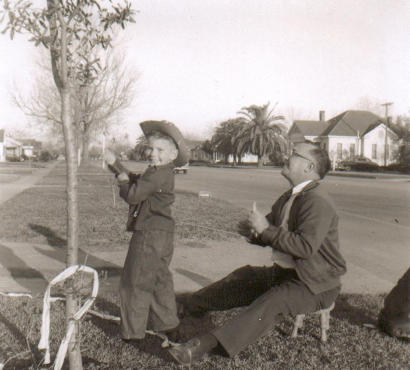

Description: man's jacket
[118,163,175,232]
[260,181,347,294]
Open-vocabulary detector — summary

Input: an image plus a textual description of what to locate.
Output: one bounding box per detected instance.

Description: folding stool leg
[319,302,335,343]
[291,313,305,338]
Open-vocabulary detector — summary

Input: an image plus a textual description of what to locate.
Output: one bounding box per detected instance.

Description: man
[168,141,347,366]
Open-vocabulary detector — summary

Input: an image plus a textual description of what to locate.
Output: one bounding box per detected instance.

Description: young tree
[236,102,287,167]
[1,1,135,368]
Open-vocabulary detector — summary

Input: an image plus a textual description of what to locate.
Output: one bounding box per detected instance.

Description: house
[20,139,42,159]
[186,139,215,162]
[288,110,327,143]
[186,139,258,164]
[0,130,43,162]
[4,136,23,161]
[288,110,400,166]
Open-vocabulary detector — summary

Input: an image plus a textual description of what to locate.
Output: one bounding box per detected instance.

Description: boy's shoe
[162,326,183,343]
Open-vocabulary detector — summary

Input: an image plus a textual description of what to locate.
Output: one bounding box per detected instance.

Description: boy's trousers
[120,229,179,339]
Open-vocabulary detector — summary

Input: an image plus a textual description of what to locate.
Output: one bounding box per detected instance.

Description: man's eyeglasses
[290,150,315,166]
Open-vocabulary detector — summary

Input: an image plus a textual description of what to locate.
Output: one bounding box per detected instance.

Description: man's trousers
[186,265,340,356]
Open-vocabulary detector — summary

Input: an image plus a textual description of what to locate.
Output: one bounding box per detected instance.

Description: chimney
[319,110,325,121]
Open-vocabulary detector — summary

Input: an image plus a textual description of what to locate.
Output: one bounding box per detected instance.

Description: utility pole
[381,102,393,166]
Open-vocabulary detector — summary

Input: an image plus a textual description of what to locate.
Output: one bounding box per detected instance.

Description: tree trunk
[61,88,83,369]
[257,155,263,168]
[81,132,90,163]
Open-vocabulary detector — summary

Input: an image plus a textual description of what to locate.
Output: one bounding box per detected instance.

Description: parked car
[337,156,379,172]
[173,164,189,174]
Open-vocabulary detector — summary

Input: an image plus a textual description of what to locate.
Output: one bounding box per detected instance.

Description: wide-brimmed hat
[140,120,190,167]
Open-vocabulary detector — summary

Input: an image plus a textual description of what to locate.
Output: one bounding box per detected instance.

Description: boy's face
[146,137,178,166]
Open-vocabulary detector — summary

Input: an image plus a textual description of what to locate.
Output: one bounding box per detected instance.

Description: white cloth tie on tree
[38,265,99,370]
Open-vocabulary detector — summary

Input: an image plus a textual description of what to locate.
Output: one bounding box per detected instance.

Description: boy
[105,120,189,341]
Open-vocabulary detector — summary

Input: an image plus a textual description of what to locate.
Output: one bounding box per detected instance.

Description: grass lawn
[0,161,408,369]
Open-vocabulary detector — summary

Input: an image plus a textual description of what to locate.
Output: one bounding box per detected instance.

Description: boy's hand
[104,149,116,166]
[248,201,269,234]
[117,172,129,183]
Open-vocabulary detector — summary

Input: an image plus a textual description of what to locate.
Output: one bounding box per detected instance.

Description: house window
[337,143,342,160]
[372,144,377,159]
[349,143,355,158]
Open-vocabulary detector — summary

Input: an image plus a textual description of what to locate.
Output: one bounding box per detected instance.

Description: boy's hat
[140,120,190,167]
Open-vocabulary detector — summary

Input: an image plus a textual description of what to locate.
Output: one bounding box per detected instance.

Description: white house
[288,110,400,166]
[288,110,327,144]
[4,136,24,161]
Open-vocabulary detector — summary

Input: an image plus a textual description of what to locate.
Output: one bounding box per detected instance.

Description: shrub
[39,150,53,162]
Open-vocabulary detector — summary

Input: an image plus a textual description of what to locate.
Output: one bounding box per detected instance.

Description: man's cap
[140,120,190,167]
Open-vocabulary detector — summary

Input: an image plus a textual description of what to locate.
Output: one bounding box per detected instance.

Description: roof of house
[322,110,383,137]
[19,139,42,148]
[290,120,328,136]
[185,139,204,150]
[288,120,327,142]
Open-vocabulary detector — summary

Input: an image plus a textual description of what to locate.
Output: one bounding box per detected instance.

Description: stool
[291,302,335,342]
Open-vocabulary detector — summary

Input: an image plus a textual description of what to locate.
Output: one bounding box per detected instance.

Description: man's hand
[104,149,116,166]
[117,172,129,183]
[248,201,269,234]
[238,219,253,238]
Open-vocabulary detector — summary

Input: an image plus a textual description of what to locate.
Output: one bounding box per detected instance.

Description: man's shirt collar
[291,180,313,195]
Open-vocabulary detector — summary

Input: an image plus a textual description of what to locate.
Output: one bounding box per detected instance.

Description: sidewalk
[0,237,395,297]
[0,161,59,204]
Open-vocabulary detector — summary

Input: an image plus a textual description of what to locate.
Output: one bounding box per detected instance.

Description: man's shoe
[168,338,204,365]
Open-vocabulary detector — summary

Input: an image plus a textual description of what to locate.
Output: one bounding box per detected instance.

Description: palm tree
[211,118,243,164]
[200,140,215,162]
[235,102,287,167]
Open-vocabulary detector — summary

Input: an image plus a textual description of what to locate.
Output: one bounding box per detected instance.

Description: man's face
[146,137,178,166]
[281,143,317,185]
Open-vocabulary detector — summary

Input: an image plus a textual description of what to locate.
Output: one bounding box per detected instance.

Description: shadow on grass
[29,223,66,247]
[88,296,174,362]
[89,295,215,362]
[175,268,213,288]
[0,311,27,348]
[0,242,48,292]
[333,293,380,326]
[29,223,122,277]
[0,310,43,367]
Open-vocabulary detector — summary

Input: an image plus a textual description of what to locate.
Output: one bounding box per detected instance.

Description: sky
[0,0,409,143]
